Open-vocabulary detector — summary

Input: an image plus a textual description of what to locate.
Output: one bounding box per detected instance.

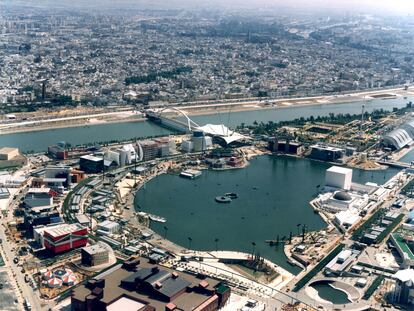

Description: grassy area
[228,264,279,284]
[375,214,404,245]
[400,179,414,198]
[362,275,384,300]
[357,262,396,274]
[351,208,386,242]
[293,244,344,292]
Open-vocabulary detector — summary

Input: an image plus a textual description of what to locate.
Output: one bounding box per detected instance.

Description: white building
[325,166,353,190]
[393,269,414,305]
[97,220,120,234]
[334,209,361,231]
[181,140,194,153]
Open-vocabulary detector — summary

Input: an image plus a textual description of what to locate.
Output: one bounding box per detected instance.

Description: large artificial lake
[134,155,399,274]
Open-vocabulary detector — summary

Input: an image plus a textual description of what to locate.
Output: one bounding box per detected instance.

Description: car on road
[13,257,19,264]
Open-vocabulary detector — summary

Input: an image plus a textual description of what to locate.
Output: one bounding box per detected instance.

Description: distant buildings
[0,147,26,168]
[309,144,344,162]
[268,139,304,155]
[48,142,68,160]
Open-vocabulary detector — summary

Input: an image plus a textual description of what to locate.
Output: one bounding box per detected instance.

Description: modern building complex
[24,188,54,208]
[309,144,344,161]
[383,119,414,150]
[393,269,414,305]
[71,258,230,311]
[138,140,159,161]
[80,155,104,173]
[269,139,304,155]
[43,223,88,254]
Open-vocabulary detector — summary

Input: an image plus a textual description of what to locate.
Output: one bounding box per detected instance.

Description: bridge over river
[145,108,247,145]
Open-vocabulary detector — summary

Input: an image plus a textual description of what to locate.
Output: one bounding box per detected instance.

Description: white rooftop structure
[395,269,414,285]
[80,155,102,162]
[326,166,353,190]
[195,124,247,144]
[27,187,51,193]
[107,297,145,311]
[44,223,85,238]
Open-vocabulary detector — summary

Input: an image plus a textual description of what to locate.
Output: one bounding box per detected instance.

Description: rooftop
[0,147,18,154]
[71,258,223,310]
[44,223,86,238]
[107,297,146,311]
[81,155,103,162]
[327,166,353,175]
[82,243,107,255]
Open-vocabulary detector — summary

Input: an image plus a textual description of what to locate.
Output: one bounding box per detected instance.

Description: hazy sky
[6,0,414,14]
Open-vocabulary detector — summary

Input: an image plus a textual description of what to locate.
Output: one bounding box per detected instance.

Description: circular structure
[47,277,63,288]
[53,269,67,279]
[306,279,361,305]
[42,270,53,280]
[215,196,232,203]
[62,274,77,286]
[333,191,352,201]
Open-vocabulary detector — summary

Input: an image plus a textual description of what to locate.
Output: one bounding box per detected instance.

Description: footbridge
[145,108,247,145]
[377,159,413,169]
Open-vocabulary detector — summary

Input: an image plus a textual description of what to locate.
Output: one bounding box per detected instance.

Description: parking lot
[0,271,19,311]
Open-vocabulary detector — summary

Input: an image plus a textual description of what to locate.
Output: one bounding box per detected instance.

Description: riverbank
[1,87,412,136]
[0,112,145,135]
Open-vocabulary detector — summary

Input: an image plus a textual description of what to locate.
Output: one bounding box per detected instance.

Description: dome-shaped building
[333,191,352,202]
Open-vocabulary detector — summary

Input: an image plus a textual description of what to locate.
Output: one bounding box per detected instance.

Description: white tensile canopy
[195,124,247,144]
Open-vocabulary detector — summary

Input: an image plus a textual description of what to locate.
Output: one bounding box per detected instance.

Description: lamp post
[251,242,256,258]
[214,238,219,252]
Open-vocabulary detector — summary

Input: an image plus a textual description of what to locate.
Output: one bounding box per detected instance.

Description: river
[1,96,412,153]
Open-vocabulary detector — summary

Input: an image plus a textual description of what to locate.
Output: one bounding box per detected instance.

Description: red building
[43,223,88,254]
[48,145,68,160]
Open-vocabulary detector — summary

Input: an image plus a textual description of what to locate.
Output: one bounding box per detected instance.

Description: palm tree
[296,223,301,236]
[214,238,219,252]
[251,242,256,257]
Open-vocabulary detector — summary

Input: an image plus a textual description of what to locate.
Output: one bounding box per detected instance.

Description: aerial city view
[2,0,414,310]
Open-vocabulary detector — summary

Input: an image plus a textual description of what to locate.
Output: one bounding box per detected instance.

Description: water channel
[1,96,412,153]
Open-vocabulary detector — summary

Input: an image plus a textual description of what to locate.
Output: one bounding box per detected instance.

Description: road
[0,224,45,311]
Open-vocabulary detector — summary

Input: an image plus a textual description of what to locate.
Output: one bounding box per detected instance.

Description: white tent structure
[195,124,247,145]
